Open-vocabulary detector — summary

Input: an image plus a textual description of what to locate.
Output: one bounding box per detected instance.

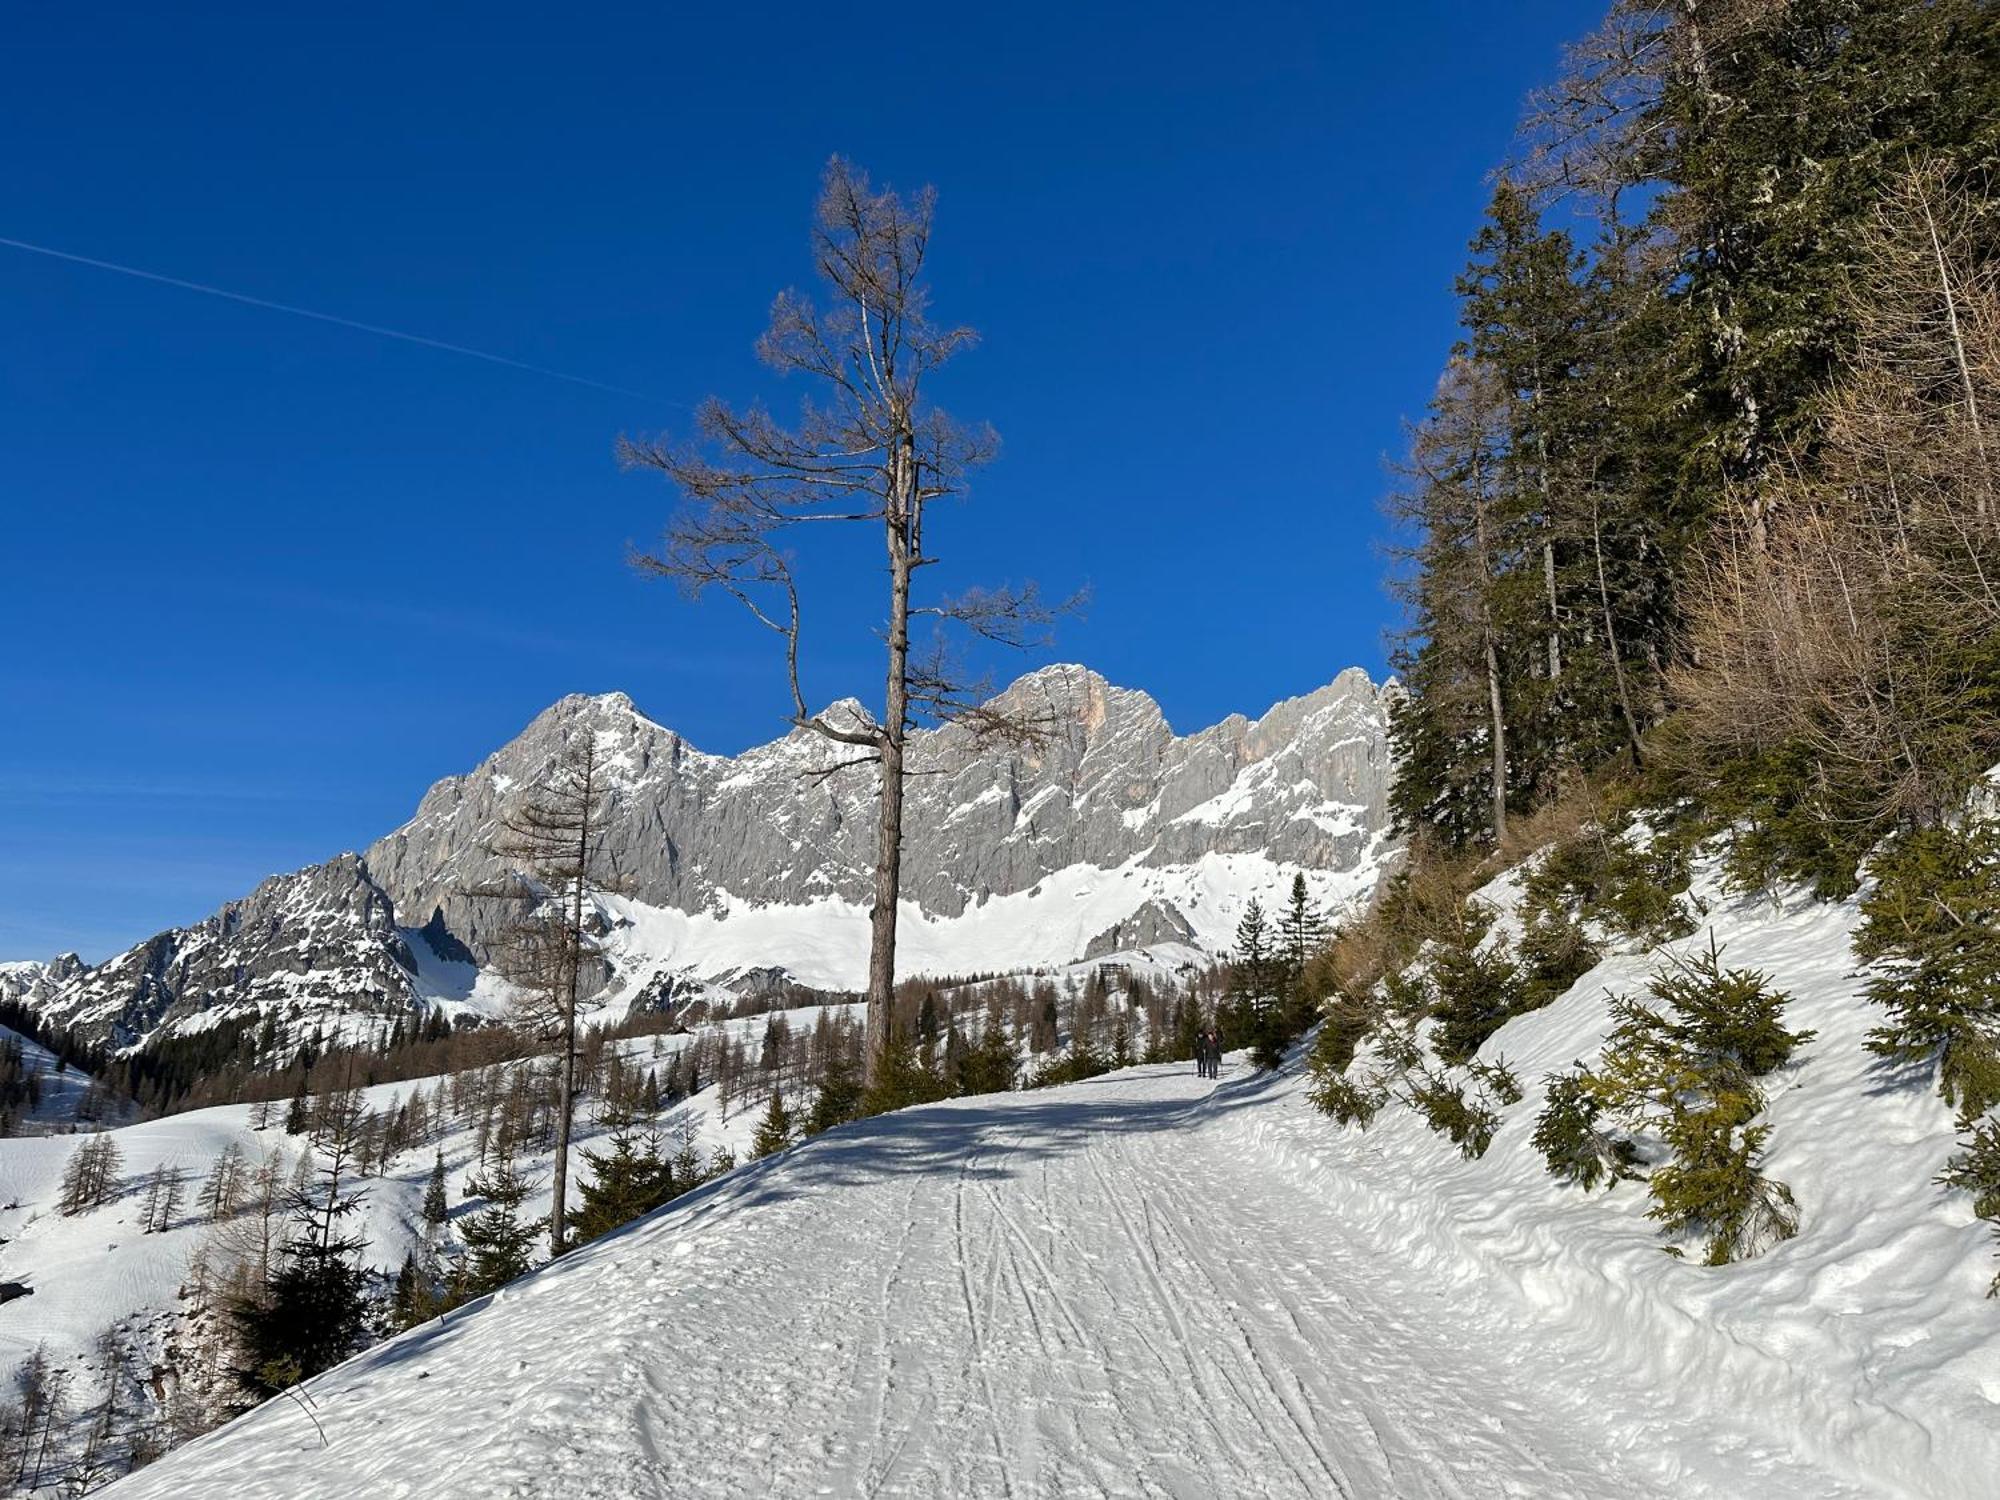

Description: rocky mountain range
[8,664,1398,1059]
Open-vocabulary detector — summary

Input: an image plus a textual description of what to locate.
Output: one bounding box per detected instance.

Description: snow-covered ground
[588,848,1383,1006]
[0,1022,126,1133]
[105,1021,1986,1499]
[0,1003,861,1451]
[10,835,1996,1497]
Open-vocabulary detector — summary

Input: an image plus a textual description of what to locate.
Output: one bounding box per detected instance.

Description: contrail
[0,233,659,401]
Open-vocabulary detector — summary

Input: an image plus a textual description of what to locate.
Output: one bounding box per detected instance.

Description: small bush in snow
[1937,1117,2000,1297]
[1428,939,1524,1067]
[1308,1018,1417,1130]
[1308,1068,1386,1128]
[1465,1057,1523,1107]
[1404,1067,1501,1160]
[1307,992,1376,1078]
[1380,970,1432,1022]
[1854,819,2000,1122]
[1516,907,1602,1011]
[1523,829,1696,947]
[1590,942,1812,1265]
[1531,1065,1639,1191]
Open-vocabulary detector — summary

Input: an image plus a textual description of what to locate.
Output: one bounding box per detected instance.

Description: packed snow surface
[112,1056,1917,1500]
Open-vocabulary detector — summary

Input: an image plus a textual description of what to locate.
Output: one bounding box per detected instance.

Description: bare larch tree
[622,157,1062,1084]
[477,733,618,1255]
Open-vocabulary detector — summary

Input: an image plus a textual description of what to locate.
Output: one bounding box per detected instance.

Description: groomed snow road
[113,1060,1876,1499]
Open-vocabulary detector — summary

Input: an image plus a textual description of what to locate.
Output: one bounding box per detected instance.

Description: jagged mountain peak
[17,664,1397,1059]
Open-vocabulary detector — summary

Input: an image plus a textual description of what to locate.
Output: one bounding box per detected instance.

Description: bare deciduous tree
[622,157,1066,1083]
[1670,159,2000,829]
[476,734,621,1254]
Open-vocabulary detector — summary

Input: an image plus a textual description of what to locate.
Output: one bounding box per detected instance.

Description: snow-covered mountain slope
[1298,848,2000,1500]
[111,1057,1908,1500]
[18,665,1396,1057]
[0,1005,858,1469]
[0,1022,128,1134]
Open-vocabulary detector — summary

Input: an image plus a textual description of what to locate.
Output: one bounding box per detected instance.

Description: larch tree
[476,733,621,1258]
[623,157,1067,1085]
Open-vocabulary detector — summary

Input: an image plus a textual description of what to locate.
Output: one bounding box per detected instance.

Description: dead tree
[623,157,1065,1084]
[475,734,620,1256]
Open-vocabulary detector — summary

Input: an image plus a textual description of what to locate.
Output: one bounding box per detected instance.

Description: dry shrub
[1668,160,2000,868]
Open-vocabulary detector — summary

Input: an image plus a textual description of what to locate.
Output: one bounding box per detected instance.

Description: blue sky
[1,1,1604,960]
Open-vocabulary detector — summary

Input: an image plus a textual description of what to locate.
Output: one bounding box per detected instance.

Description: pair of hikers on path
[1194,1025,1223,1080]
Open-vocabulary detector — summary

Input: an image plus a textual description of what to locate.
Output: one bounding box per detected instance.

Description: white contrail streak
[0,233,657,401]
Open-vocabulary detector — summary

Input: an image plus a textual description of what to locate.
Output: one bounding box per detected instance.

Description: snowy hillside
[104,1046,1963,1500]
[12,665,1396,1061]
[35,842,1986,1499]
[0,1004,860,1486]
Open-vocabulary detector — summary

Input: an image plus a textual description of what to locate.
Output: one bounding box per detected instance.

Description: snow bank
[595,848,1384,1002]
[1240,854,2000,1500]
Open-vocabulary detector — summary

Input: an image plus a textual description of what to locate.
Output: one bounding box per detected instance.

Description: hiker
[1194,1028,1210,1078]
[1204,1026,1223,1078]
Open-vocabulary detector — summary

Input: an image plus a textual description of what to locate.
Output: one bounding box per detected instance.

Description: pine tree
[140,1162,186,1234]
[1589,942,1814,1265]
[750,1088,794,1159]
[283,1072,310,1135]
[860,1033,949,1116]
[421,1150,451,1233]
[1277,874,1330,1031]
[1386,358,1520,848]
[1855,820,2000,1121]
[232,1070,371,1397]
[458,1147,543,1298]
[199,1142,246,1222]
[475,734,622,1263]
[953,1009,1020,1097]
[806,1050,864,1136]
[1228,899,1288,1069]
[572,1107,673,1246]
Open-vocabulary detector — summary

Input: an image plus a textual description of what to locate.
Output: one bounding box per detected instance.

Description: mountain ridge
[10,664,1398,1058]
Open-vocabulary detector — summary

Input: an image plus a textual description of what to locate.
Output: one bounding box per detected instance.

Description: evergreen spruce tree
[953,1010,1020,1097]
[283,1073,310,1135]
[1277,874,1330,1032]
[750,1088,794,1160]
[457,1147,543,1298]
[232,1074,371,1397]
[1228,900,1287,1069]
[572,1106,673,1246]
[1589,942,1813,1265]
[807,1049,864,1136]
[1855,820,2000,1121]
[421,1151,450,1234]
[860,1033,950,1117]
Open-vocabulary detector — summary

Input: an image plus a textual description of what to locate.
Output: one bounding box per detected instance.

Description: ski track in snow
[110,1061,1878,1500]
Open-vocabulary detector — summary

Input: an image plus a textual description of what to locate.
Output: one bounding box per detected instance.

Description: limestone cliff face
[26,855,419,1053]
[366,664,1393,956]
[21,666,1397,1055]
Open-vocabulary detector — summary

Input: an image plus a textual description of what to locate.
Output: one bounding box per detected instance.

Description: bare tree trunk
[549,752,593,1257]
[1483,624,1510,844]
[1591,489,1645,766]
[1529,328,1562,682]
[1915,173,1993,522]
[866,433,916,1084]
[1474,480,1509,845]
